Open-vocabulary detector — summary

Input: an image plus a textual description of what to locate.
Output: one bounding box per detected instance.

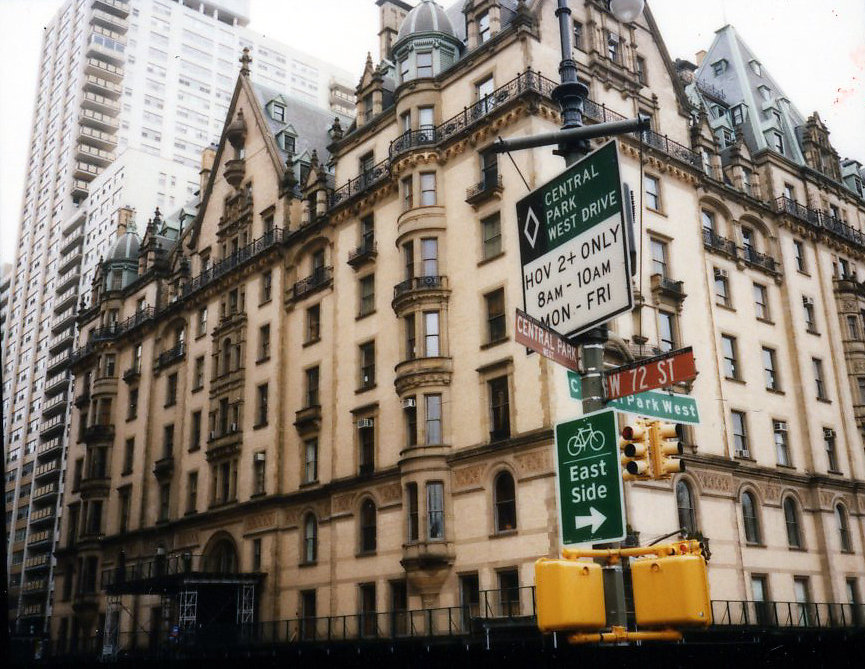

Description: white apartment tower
[2,0,354,637]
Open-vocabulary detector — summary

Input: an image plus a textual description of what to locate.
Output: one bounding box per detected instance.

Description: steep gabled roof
[188,62,351,248]
[694,25,806,163]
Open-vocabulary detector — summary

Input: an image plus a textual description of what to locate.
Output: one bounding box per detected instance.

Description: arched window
[784,497,802,548]
[494,471,516,532]
[836,504,852,552]
[742,491,761,544]
[360,499,377,553]
[205,538,238,573]
[303,513,317,563]
[676,480,697,534]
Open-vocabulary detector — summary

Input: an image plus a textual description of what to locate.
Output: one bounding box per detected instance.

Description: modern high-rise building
[2,0,354,638]
[43,0,865,658]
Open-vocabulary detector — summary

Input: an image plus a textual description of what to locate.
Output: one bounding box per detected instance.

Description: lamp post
[494,0,646,632]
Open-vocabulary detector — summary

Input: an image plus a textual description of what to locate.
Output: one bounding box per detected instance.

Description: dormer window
[417,52,433,78]
[270,103,286,123]
[749,60,762,76]
[731,105,744,125]
[400,58,409,82]
[711,59,727,76]
[277,131,296,154]
[759,85,772,101]
[478,11,491,43]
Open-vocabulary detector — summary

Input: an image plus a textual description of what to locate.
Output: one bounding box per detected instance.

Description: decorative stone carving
[333,493,356,514]
[175,531,200,549]
[695,470,732,493]
[377,482,402,504]
[453,464,484,490]
[515,449,552,476]
[244,511,277,532]
[762,482,781,503]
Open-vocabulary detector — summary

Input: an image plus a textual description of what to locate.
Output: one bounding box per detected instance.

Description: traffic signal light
[620,419,651,480]
[649,421,685,479]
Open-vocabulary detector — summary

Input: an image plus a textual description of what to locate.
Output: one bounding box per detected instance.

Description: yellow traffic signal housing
[649,421,685,479]
[535,558,606,632]
[620,420,652,480]
[631,553,712,628]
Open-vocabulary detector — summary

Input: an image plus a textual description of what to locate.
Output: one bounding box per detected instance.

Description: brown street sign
[604,347,697,401]
[514,309,580,372]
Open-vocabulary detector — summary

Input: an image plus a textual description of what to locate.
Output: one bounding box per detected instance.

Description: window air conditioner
[773,421,787,432]
[254,453,266,462]
[356,418,374,429]
[229,422,238,433]
[402,398,416,409]
[714,268,728,279]
[824,428,836,438]
[209,431,217,440]
[802,296,814,306]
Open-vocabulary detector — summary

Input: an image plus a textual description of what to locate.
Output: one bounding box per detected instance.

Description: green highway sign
[554,409,626,547]
[516,140,632,338]
[567,370,700,424]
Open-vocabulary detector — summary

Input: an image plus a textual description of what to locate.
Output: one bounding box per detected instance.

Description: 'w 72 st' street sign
[604,347,697,401]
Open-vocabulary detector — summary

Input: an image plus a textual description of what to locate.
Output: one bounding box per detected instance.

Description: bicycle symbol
[566,426,606,457]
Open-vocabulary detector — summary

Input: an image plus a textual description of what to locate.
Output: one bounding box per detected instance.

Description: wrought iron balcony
[775,196,865,249]
[154,342,185,370]
[122,364,141,383]
[293,267,333,300]
[330,160,391,208]
[331,69,701,214]
[182,228,286,299]
[465,174,504,206]
[702,228,737,258]
[650,274,686,301]
[393,275,448,299]
[741,246,778,274]
[348,241,377,268]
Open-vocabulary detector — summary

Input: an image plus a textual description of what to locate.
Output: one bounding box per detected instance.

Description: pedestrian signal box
[631,552,712,628]
[535,558,605,632]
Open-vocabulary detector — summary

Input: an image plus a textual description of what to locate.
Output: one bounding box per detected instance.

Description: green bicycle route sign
[554,408,626,547]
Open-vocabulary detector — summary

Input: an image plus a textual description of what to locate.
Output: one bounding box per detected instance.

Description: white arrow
[574,507,606,534]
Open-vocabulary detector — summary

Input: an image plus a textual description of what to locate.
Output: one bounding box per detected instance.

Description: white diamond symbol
[524,207,540,248]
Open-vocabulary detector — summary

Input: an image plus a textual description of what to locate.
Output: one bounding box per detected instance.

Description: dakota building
[45,0,865,652]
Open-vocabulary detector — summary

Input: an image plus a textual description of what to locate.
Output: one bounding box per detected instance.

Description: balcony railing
[154,342,185,370]
[32,483,58,501]
[702,227,737,257]
[330,159,391,208]
[712,600,865,629]
[24,554,49,570]
[775,196,865,249]
[465,174,504,205]
[182,228,286,299]
[742,246,778,274]
[393,275,447,299]
[122,365,140,382]
[331,69,701,213]
[293,267,333,300]
[348,241,377,267]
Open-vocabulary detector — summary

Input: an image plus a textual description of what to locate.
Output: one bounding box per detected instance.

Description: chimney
[377,0,412,61]
[200,144,217,195]
[116,206,135,237]
[695,50,707,67]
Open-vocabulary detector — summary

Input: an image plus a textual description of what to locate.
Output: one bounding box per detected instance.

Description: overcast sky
[1,0,863,266]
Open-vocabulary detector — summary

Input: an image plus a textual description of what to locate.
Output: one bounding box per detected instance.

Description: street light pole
[491,0,647,630]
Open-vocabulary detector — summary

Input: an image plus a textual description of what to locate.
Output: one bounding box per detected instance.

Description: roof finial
[240,47,252,76]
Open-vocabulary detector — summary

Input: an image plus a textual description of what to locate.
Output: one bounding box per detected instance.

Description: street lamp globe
[610,0,645,22]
